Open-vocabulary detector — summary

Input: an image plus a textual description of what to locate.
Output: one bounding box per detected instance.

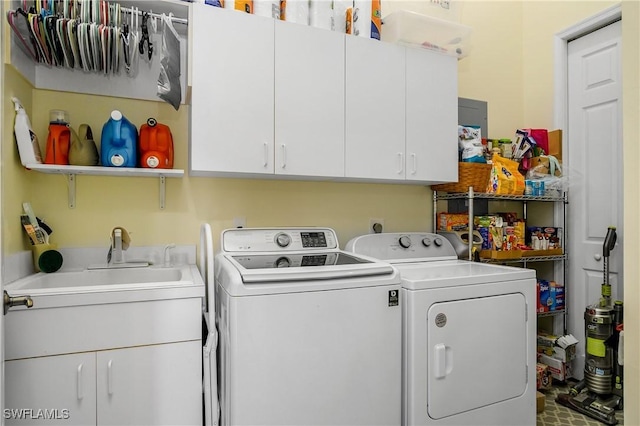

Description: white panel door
[406,49,458,183]
[345,37,405,180]
[274,21,345,177]
[5,353,97,425]
[190,5,275,175]
[96,341,202,426]
[567,21,622,377]
[427,294,527,419]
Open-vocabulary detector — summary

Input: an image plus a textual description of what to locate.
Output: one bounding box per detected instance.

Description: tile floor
[537,382,624,426]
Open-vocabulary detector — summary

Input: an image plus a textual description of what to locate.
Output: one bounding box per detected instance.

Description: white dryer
[214,227,402,426]
[346,232,537,426]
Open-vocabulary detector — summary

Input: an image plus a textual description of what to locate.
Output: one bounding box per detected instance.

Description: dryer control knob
[275,233,291,248]
[422,238,432,247]
[434,237,443,247]
[399,236,412,248]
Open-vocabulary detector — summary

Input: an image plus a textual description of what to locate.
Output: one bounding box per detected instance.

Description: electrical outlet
[233,217,246,228]
[369,218,384,234]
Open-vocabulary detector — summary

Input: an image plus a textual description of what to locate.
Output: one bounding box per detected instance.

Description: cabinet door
[96,341,202,426]
[190,4,275,175]
[5,353,96,425]
[406,49,458,182]
[274,22,345,177]
[345,37,405,180]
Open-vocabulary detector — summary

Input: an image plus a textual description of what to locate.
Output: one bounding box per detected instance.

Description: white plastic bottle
[11,97,43,166]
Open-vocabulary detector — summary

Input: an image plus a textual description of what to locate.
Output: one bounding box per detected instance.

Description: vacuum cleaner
[556,226,623,425]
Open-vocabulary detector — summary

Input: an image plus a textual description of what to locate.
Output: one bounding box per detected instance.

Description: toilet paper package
[309,0,333,30]
[254,0,280,18]
[282,0,309,25]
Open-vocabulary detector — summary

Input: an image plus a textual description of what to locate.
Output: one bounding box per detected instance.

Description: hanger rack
[121,7,188,25]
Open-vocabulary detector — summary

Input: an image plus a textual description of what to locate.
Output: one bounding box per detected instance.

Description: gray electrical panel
[448,97,489,214]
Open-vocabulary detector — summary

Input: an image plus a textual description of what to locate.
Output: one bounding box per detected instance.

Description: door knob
[3,290,34,315]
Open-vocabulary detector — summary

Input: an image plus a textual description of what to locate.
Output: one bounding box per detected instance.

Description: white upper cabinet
[189,4,458,184]
[406,48,458,183]
[190,5,275,175]
[345,37,406,180]
[274,22,345,178]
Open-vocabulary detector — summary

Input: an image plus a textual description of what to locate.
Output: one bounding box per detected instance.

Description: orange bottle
[45,110,71,165]
[138,118,174,169]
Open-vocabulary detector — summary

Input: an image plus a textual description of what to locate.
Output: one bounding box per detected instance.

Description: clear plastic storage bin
[381,10,472,58]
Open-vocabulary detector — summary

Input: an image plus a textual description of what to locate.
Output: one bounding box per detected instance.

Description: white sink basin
[4,264,205,310]
[8,267,183,290]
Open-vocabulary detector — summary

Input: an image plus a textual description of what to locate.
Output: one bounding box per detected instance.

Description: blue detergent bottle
[101,110,137,167]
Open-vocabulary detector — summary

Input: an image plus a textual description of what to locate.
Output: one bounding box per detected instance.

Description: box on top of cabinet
[381,10,472,58]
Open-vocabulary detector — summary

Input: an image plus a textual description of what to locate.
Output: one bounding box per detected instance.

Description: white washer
[214,227,402,426]
[346,232,537,426]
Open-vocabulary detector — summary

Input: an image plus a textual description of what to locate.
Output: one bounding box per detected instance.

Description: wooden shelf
[25,164,184,209]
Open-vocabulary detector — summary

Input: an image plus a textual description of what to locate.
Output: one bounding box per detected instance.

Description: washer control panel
[345,232,457,261]
[222,228,338,252]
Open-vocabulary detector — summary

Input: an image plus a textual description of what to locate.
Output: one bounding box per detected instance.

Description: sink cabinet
[4,297,202,425]
[5,342,201,426]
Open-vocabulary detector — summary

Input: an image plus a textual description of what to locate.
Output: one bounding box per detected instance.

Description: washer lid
[225,252,394,283]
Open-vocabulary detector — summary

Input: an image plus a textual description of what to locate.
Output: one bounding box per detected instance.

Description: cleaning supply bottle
[101,110,137,167]
[45,109,72,165]
[138,118,174,169]
[11,97,43,167]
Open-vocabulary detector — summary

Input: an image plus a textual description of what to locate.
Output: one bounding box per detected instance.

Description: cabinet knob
[594,254,602,261]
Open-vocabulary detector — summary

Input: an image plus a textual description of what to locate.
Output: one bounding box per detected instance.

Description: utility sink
[8,266,184,290]
[4,264,205,311]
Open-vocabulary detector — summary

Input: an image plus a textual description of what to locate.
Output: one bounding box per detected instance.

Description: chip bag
[486,155,525,195]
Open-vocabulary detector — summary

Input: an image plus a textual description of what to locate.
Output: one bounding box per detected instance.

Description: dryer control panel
[345,233,458,262]
[222,228,339,252]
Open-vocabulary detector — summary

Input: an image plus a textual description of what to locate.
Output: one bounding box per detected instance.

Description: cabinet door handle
[281,144,287,169]
[77,364,84,400]
[263,142,269,168]
[397,152,404,174]
[107,359,114,395]
[411,153,417,175]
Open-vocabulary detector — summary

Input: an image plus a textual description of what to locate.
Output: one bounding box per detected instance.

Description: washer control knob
[275,233,291,248]
[422,238,432,247]
[434,237,443,247]
[275,257,291,268]
[399,236,412,249]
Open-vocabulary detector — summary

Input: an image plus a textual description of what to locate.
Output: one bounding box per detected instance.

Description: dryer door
[427,293,527,419]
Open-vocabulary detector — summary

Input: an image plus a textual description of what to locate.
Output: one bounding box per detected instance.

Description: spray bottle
[11,97,43,167]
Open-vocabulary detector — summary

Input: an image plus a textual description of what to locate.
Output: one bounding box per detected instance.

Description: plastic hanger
[6,8,39,61]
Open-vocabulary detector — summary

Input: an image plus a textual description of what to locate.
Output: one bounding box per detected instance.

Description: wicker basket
[431,162,492,193]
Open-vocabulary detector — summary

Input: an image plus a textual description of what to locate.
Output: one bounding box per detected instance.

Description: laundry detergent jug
[101,110,137,167]
[138,118,174,169]
[45,110,71,165]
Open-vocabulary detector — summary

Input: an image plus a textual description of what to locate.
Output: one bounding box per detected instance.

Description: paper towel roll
[283,0,310,25]
[309,0,333,30]
[254,0,280,18]
[224,0,235,9]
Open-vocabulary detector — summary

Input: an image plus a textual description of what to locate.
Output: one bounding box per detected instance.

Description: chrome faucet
[110,228,125,264]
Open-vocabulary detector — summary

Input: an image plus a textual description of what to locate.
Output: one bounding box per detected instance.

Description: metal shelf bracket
[67,173,76,209]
